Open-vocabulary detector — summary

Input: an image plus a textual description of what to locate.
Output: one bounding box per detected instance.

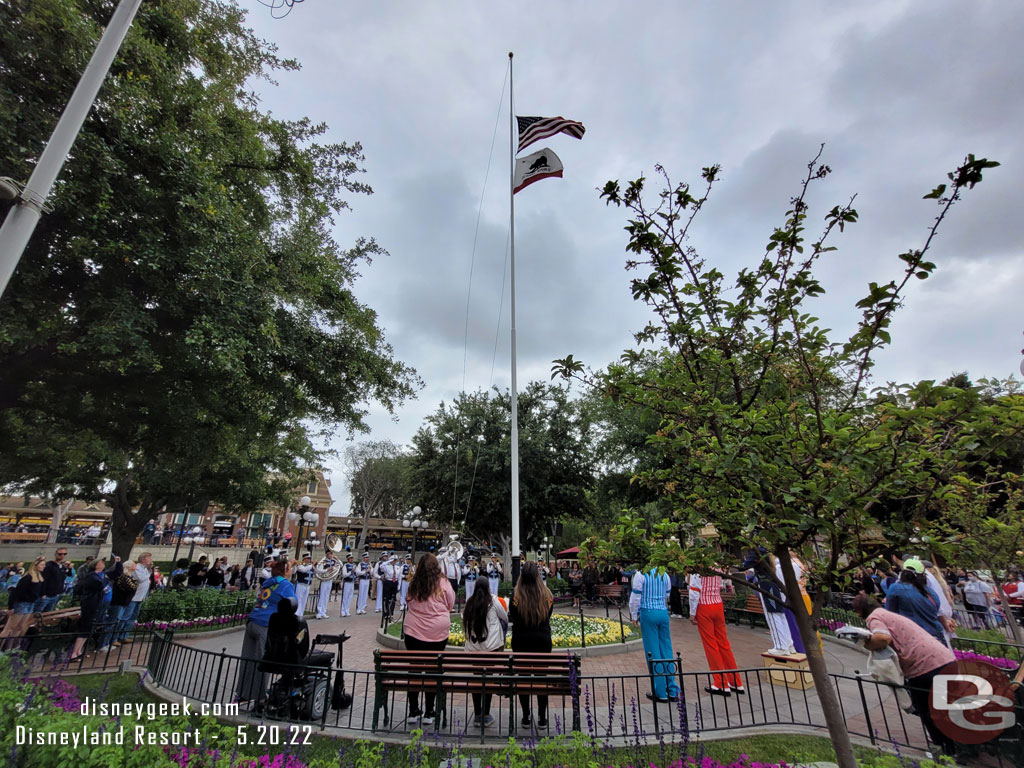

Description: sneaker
[472,715,482,725]
[97,646,111,653]
[537,716,548,728]
[420,713,435,725]
[733,686,746,695]
[406,712,422,724]
[521,714,532,727]
[482,714,495,727]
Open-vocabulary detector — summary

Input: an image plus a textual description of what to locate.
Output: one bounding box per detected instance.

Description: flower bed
[953,648,1018,670]
[136,613,250,632]
[390,613,635,647]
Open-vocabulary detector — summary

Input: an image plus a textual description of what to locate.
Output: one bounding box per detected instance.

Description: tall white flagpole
[508,52,521,585]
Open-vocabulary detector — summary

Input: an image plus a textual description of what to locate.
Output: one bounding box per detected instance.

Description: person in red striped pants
[692,570,743,696]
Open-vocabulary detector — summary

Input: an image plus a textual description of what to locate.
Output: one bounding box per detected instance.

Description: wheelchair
[258,597,351,721]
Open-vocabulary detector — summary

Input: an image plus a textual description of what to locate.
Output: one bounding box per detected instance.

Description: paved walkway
[169,605,925,752]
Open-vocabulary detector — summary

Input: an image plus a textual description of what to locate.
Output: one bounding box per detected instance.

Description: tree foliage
[554,150,1018,768]
[344,440,414,549]
[0,0,418,556]
[408,382,595,552]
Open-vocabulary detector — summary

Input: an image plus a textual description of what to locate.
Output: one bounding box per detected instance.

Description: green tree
[555,151,1022,768]
[408,382,595,559]
[0,0,417,558]
[580,369,675,530]
[344,440,414,550]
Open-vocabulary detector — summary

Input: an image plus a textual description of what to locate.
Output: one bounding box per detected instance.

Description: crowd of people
[0,547,157,659]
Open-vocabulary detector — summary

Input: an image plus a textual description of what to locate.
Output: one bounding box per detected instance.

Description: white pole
[508,52,521,585]
[0,0,144,299]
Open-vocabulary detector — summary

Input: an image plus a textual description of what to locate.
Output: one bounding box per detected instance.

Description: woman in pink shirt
[852,593,956,755]
[403,553,455,726]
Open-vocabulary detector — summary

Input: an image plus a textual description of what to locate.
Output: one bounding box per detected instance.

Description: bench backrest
[374,650,580,693]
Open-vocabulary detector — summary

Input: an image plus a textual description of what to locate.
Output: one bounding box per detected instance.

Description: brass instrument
[436,534,464,572]
[314,533,344,581]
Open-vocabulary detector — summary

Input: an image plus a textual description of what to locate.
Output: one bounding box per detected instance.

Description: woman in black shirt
[0,556,45,649]
[509,561,554,728]
[70,558,118,661]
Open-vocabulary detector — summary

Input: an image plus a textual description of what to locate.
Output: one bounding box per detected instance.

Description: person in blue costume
[629,566,680,703]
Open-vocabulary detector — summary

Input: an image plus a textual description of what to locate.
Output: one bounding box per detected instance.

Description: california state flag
[513,147,563,194]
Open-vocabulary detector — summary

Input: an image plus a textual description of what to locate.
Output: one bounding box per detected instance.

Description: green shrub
[139,589,254,622]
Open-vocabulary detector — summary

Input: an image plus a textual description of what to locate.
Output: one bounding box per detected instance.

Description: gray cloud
[244,0,1023,514]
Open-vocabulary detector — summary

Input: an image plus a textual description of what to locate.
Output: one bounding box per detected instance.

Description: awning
[556,547,580,557]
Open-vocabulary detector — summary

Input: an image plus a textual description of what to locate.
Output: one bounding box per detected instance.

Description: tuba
[314,533,345,581]
[436,534,464,572]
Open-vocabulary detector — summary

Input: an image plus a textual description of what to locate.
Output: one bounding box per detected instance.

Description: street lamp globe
[287,511,299,522]
[402,519,411,528]
[412,505,422,516]
[299,495,312,508]
[303,510,318,524]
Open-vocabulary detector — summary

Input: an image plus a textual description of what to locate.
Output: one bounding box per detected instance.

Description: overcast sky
[244,0,1023,516]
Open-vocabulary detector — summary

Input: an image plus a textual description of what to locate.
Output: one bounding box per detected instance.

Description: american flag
[516,115,585,153]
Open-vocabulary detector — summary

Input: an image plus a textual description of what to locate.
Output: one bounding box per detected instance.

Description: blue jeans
[118,600,142,641]
[100,603,129,648]
[32,595,61,613]
[638,608,679,699]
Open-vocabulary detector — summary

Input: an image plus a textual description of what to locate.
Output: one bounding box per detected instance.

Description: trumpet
[314,532,345,581]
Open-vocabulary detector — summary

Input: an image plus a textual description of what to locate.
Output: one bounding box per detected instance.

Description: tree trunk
[982,558,1024,647]
[107,482,167,561]
[498,532,512,581]
[776,549,858,768]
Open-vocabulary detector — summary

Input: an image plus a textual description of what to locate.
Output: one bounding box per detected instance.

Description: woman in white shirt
[462,578,508,727]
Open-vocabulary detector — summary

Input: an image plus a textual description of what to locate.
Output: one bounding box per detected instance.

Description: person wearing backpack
[462,578,507,727]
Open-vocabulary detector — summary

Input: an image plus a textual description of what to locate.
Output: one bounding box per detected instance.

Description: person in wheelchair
[259,597,349,719]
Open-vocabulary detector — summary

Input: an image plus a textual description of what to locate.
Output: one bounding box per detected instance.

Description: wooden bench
[725,593,768,628]
[372,649,581,733]
[0,532,48,542]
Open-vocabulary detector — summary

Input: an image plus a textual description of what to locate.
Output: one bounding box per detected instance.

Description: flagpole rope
[461,227,511,528]
[452,59,511,527]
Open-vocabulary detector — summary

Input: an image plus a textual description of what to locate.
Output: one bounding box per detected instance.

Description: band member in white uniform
[381,554,400,616]
[464,558,479,600]
[356,552,371,614]
[293,553,314,614]
[399,555,412,609]
[340,554,356,617]
[442,556,462,597]
[259,556,274,582]
[487,556,503,596]
[315,553,338,619]
[374,554,387,613]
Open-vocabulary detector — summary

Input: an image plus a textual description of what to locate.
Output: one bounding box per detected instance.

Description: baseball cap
[903,558,924,574]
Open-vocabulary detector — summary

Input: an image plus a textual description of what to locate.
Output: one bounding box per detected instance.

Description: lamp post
[182,526,204,562]
[402,506,425,562]
[287,495,313,561]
